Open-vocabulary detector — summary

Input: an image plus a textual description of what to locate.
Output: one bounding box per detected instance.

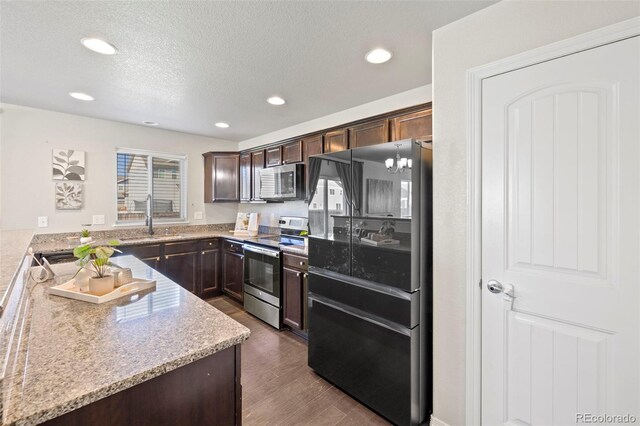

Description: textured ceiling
[0,1,494,141]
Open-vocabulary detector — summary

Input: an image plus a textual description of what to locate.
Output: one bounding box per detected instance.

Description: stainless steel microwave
[259,164,305,201]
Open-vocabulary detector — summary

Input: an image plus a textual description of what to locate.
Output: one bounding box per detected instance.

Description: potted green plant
[73,240,121,295]
[79,229,92,244]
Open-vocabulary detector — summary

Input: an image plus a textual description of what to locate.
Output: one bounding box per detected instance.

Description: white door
[482,36,639,425]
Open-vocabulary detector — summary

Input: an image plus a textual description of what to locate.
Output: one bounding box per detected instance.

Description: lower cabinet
[283,267,304,329]
[222,250,244,302]
[200,248,221,298]
[164,251,199,294]
[282,252,309,332]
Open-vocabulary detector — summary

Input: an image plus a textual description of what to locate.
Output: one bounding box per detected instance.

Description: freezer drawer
[308,268,419,328]
[308,294,418,425]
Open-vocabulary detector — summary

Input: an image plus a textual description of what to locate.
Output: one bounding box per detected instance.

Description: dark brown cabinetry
[282,252,308,332]
[117,239,221,298]
[251,150,265,201]
[282,140,303,164]
[302,134,323,163]
[239,153,251,202]
[200,240,221,298]
[324,129,349,153]
[203,152,240,202]
[283,267,303,329]
[391,109,433,142]
[265,146,282,167]
[222,240,244,302]
[164,241,200,294]
[348,119,390,148]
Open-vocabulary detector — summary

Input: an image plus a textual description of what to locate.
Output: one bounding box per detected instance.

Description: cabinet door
[239,153,251,202]
[251,150,265,201]
[283,266,303,330]
[391,109,432,142]
[282,140,303,164]
[164,251,199,294]
[204,153,240,202]
[222,251,244,302]
[265,146,282,167]
[141,256,163,271]
[324,129,348,153]
[303,134,323,163]
[349,119,389,148]
[200,248,221,298]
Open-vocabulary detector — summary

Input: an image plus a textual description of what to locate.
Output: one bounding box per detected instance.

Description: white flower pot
[80,237,93,244]
[88,275,114,296]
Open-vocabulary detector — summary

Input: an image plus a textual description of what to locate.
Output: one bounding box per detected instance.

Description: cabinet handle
[202,251,205,255]
[303,273,308,278]
[296,272,301,278]
[156,257,161,261]
[209,242,213,246]
[299,261,304,266]
[165,256,169,260]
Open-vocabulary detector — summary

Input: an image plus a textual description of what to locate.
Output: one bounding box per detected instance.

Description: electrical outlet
[194,211,203,220]
[37,216,48,228]
[92,215,105,225]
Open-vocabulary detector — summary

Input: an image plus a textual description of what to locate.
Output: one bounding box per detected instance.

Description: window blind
[117,150,186,224]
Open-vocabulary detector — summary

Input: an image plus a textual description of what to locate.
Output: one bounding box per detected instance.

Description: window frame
[115,147,188,226]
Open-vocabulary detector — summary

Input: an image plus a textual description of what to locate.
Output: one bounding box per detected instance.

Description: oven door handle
[242,244,280,258]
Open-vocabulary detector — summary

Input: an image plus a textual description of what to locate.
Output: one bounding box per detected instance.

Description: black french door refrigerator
[307,139,432,425]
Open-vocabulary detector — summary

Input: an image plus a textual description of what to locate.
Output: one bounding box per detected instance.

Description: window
[309,177,346,238]
[116,149,187,224]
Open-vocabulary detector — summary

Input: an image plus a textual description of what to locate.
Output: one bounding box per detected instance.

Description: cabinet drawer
[164,241,199,255]
[283,252,308,271]
[200,239,220,249]
[120,244,162,259]
[223,239,244,254]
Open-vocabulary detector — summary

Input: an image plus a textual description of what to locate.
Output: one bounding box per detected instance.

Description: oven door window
[245,253,280,297]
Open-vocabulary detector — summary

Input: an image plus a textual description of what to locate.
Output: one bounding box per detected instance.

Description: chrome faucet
[145,194,154,235]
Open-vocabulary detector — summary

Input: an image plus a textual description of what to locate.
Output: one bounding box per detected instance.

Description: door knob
[487,279,503,294]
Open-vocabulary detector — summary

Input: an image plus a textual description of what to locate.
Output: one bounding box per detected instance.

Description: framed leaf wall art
[53,149,85,181]
[55,182,83,210]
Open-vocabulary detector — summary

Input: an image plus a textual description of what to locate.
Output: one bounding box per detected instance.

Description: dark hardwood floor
[207,296,391,426]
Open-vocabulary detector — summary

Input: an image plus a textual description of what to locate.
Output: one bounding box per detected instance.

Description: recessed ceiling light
[267,96,286,106]
[365,48,392,64]
[142,121,159,126]
[69,92,95,101]
[215,122,230,128]
[81,38,117,55]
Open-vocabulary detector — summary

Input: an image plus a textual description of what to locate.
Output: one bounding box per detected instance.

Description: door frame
[464,16,640,425]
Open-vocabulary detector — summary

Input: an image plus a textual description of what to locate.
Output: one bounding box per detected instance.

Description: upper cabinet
[302,134,323,164]
[348,119,389,148]
[266,146,282,167]
[391,109,432,142]
[282,140,303,164]
[203,152,240,202]
[239,153,251,202]
[251,150,265,201]
[324,129,349,153]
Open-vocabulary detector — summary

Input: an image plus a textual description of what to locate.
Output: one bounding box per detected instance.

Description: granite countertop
[0,229,34,315]
[1,256,250,426]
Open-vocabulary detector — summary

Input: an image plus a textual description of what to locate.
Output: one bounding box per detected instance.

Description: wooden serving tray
[49,278,156,304]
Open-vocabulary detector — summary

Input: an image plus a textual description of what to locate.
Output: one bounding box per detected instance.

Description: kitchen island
[1,255,250,426]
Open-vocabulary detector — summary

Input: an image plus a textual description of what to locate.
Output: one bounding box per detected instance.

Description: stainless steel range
[242,216,308,329]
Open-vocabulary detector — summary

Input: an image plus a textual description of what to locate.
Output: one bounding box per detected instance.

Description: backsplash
[30,223,235,245]
[237,200,308,227]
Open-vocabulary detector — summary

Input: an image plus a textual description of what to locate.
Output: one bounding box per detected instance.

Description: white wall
[431,2,640,425]
[238,84,432,151]
[0,104,238,232]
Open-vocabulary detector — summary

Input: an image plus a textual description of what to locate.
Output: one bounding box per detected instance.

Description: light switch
[37,216,48,228]
[92,215,105,225]
[194,211,203,220]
